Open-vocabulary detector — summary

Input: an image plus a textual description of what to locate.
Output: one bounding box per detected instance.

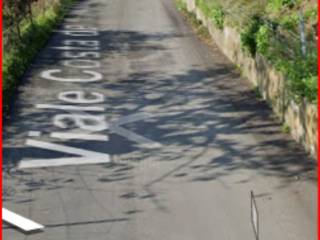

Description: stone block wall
[184,0,318,158]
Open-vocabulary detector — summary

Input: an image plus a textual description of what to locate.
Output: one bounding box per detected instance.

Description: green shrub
[279,14,299,30]
[195,0,224,29]
[304,7,318,21]
[3,0,75,115]
[240,16,262,56]
[256,24,271,55]
[210,5,224,30]
[182,0,318,102]
[267,0,297,11]
[282,123,291,133]
[281,0,296,8]
[195,0,211,16]
[273,48,317,103]
[176,0,187,11]
[284,52,318,102]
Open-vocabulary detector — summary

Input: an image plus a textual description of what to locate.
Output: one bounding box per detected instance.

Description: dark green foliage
[190,0,317,102]
[210,5,224,29]
[277,51,318,102]
[267,0,298,11]
[3,0,75,115]
[279,14,299,30]
[195,0,224,29]
[256,25,271,55]
[176,0,211,40]
[240,16,262,56]
[281,0,296,8]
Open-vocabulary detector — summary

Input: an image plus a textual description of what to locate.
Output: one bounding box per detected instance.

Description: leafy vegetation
[279,14,299,30]
[210,5,225,29]
[240,16,263,56]
[256,24,271,55]
[191,0,317,103]
[267,0,298,11]
[282,122,291,133]
[3,0,76,115]
[196,0,225,29]
[176,0,211,40]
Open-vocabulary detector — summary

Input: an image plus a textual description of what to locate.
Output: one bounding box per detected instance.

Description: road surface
[3,0,316,239]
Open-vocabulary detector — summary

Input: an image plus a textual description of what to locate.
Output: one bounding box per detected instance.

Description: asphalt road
[3,0,316,239]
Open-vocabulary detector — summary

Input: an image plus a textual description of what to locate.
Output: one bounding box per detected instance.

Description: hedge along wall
[183,0,318,158]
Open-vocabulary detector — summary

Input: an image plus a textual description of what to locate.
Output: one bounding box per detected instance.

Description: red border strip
[0,1,318,240]
[318,0,320,239]
[1,0,3,238]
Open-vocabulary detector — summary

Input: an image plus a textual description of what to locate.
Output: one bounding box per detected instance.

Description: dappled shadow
[3,64,316,209]
[2,0,316,234]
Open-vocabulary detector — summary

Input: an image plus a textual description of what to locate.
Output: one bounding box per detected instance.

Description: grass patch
[282,123,291,134]
[191,0,317,103]
[3,0,76,116]
[196,0,225,29]
[175,0,211,41]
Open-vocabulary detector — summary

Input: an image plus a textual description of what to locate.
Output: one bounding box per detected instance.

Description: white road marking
[64,40,99,47]
[36,104,104,112]
[251,191,259,240]
[21,111,161,169]
[110,125,162,149]
[28,131,42,137]
[41,69,102,82]
[53,114,108,132]
[58,91,104,104]
[50,132,109,141]
[63,59,100,68]
[51,46,99,50]
[19,24,108,169]
[19,139,110,169]
[2,208,44,232]
[19,157,110,169]
[110,113,162,149]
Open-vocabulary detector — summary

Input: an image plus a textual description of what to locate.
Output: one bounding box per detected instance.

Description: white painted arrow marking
[110,113,162,149]
[3,208,44,232]
[110,125,162,149]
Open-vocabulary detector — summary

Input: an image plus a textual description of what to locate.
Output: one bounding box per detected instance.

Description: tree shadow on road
[2,15,316,218]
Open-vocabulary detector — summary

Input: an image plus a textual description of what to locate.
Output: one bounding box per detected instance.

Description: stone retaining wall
[184,0,318,158]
